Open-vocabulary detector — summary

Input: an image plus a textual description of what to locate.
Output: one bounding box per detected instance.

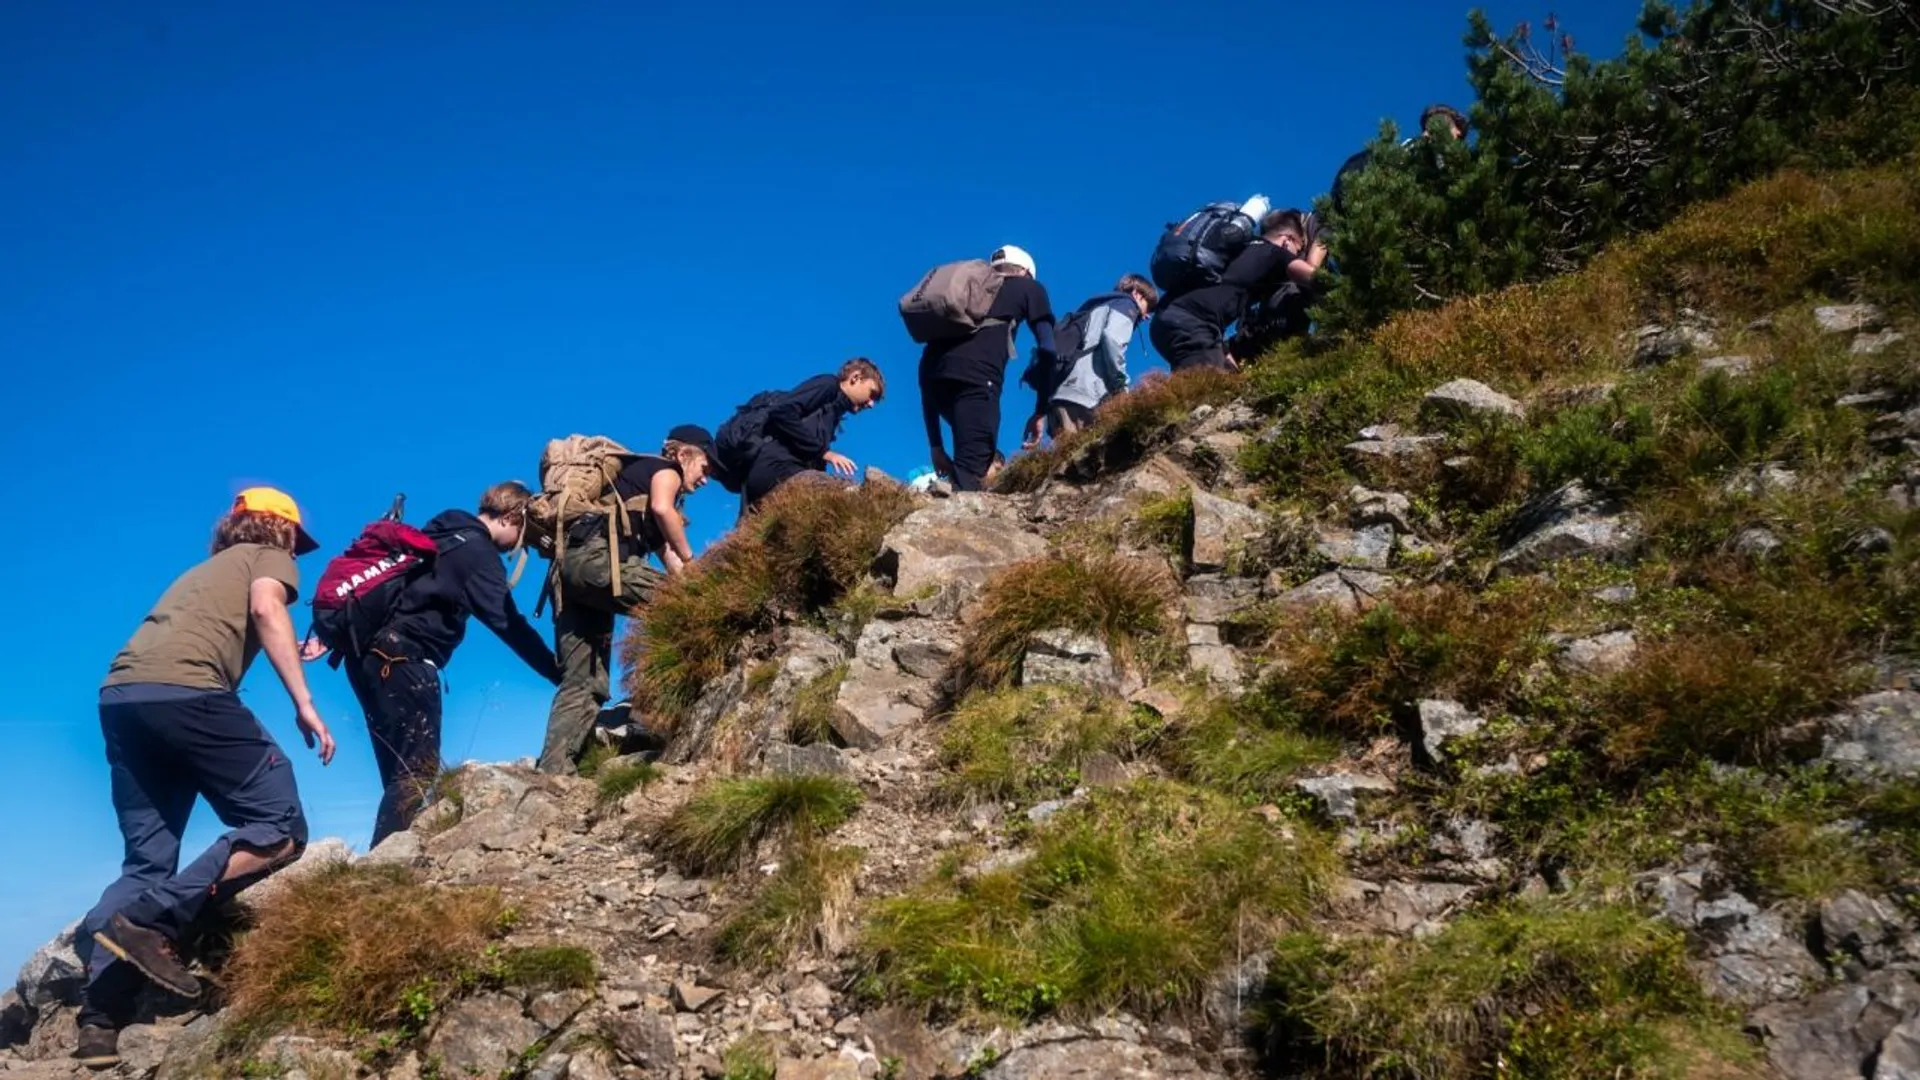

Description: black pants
[924,377,1001,492]
[343,629,442,847]
[740,448,810,519]
[1149,306,1233,372]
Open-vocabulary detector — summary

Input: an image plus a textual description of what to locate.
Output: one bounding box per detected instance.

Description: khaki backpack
[521,435,648,613]
[899,259,1007,344]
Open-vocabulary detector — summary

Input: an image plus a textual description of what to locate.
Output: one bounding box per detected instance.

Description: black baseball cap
[668,424,715,456]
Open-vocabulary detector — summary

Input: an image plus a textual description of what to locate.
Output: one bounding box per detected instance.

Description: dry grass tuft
[957,551,1176,693]
[622,481,917,726]
[996,369,1245,493]
[715,844,861,969]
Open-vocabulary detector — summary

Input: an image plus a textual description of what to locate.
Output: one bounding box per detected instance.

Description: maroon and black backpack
[308,494,437,661]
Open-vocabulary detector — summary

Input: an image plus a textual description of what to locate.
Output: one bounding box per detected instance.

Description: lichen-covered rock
[1022,629,1119,694]
[1417,699,1485,763]
[427,992,545,1078]
[877,495,1049,602]
[832,618,950,748]
[1294,773,1395,822]
[1422,378,1524,421]
[1822,690,1920,780]
[1556,630,1638,676]
[1497,482,1641,575]
[1189,490,1267,573]
[1814,303,1885,334]
[1751,969,1920,1080]
[1270,569,1398,614]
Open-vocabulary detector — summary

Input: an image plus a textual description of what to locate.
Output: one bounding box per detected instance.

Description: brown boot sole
[92,929,201,998]
[74,1051,121,1070]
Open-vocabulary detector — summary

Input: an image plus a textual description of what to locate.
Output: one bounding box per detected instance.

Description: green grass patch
[716,844,861,969]
[1164,691,1338,802]
[487,945,596,992]
[1129,489,1193,562]
[863,780,1337,1019]
[657,775,862,875]
[1260,902,1753,1079]
[720,1037,777,1080]
[936,686,1164,806]
[595,760,661,806]
[787,664,847,746]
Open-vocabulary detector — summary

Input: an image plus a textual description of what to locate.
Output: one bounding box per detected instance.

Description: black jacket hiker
[350,508,559,846]
[743,374,855,511]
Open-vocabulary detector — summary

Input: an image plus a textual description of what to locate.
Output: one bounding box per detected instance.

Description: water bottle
[1239,193,1271,224]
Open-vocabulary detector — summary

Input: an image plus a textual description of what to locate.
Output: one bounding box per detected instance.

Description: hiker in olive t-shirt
[72,488,336,1071]
[538,426,714,774]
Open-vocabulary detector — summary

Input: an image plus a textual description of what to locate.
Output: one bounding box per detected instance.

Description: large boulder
[1189,490,1268,573]
[1497,482,1641,575]
[14,921,82,1012]
[1822,690,1920,780]
[1021,629,1120,694]
[833,617,952,748]
[876,496,1048,603]
[1422,378,1524,421]
[1751,968,1920,1080]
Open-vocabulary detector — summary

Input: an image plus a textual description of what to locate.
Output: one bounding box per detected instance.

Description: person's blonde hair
[211,510,297,555]
[478,480,533,520]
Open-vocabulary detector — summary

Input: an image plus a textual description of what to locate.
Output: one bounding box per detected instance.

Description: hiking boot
[73,1024,119,1069]
[93,913,200,998]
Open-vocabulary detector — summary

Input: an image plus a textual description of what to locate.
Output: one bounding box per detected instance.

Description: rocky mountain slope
[6,159,1920,1080]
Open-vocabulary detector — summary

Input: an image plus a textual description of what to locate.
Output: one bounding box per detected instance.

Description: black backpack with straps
[1150,202,1257,297]
[711,389,791,494]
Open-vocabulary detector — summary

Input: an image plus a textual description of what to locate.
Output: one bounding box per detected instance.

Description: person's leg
[343,650,403,838]
[1049,401,1094,438]
[113,695,308,940]
[1151,308,1226,371]
[945,380,1001,492]
[78,701,195,1031]
[742,453,807,517]
[540,601,613,774]
[356,634,442,847]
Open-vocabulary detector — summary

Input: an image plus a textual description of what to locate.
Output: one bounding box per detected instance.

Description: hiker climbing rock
[1149,209,1316,372]
[1023,273,1158,445]
[306,483,563,846]
[73,488,334,1070]
[1329,102,1468,217]
[535,426,714,774]
[903,245,1056,492]
[714,358,886,518]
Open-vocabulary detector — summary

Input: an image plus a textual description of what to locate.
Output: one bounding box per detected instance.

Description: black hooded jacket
[382,509,561,684]
[758,373,853,472]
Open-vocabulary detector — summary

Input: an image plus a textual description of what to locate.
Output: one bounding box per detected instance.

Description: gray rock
[1189,490,1268,573]
[877,496,1049,602]
[1188,643,1242,688]
[426,805,544,856]
[1314,523,1394,570]
[426,993,544,1080]
[1594,585,1638,605]
[13,921,82,1010]
[1632,322,1717,365]
[1854,329,1907,356]
[1696,894,1824,1005]
[982,1037,1225,1080]
[1698,354,1756,377]
[671,982,722,1013]
[567,1050,621,1080]
[1027,798,1074,825]
[1336,878,1476,937]
[1725,461,1801,497]
[893,638,957,680]
[453,763,534,815]
[1734,527,1784,560]
[1347,486,1416,532]
[1183,574,1259,624]
[1021,629,1119,694]
[1822,690,1920,779]
[0,989,27,1047]
[1294,773,1395,822]
[1849,526,1897,558]
[764,742,849,777]
[1821,890,1918,970]
[1557,630,1638,676]
[1271,569,1399,614]
[1417,700,1485,763]
[607,1010,678,1069]
[1423,378,1524,421]
[1878,1017,1920,1080]
[1205,953,1269,1032]
[363,828,425,866]
[1497,482,1640,575]
[833,618,943,749]
[1344,433,1446,468]
[860,1006,943,1080]
[1752,969,1920,1080]
[1815,303,1885,334]
[528,990,589,1032]
[1839,390,1900,410]
[116,1023,178,1075]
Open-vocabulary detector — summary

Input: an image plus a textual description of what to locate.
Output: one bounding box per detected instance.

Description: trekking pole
[383,493,407,523]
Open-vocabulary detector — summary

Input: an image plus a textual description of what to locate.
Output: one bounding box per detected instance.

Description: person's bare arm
[250,577,336,764]
[649,469,696,567]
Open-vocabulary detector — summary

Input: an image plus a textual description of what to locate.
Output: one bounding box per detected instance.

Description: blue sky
[0,0,1642,976]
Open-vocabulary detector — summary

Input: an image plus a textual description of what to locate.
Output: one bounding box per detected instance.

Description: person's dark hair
[1421,103,1469,137]
[1262,209,1305,239]
[211,510,298,555]
[1115,273,1160,311]
[839,357,885,395]
[479,480,533,520]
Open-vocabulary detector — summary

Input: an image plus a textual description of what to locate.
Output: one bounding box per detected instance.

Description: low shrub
[1165,692,1337,802]
[1260,902,1752,1079]
[863,780,1337,1018]
[957,551,1175,693]
[657,775,861,875]
[995,369,1244,493]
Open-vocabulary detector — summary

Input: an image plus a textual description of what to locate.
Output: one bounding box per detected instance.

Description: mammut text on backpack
[898,260,1006,344]
[1150,203,1257,297]
[711,390,790,495]
[310,519,438,657]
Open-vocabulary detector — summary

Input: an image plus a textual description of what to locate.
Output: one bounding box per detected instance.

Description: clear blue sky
[0,0,1642,977]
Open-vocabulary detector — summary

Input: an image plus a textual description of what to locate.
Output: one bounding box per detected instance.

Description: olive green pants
[536,535,664,774]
